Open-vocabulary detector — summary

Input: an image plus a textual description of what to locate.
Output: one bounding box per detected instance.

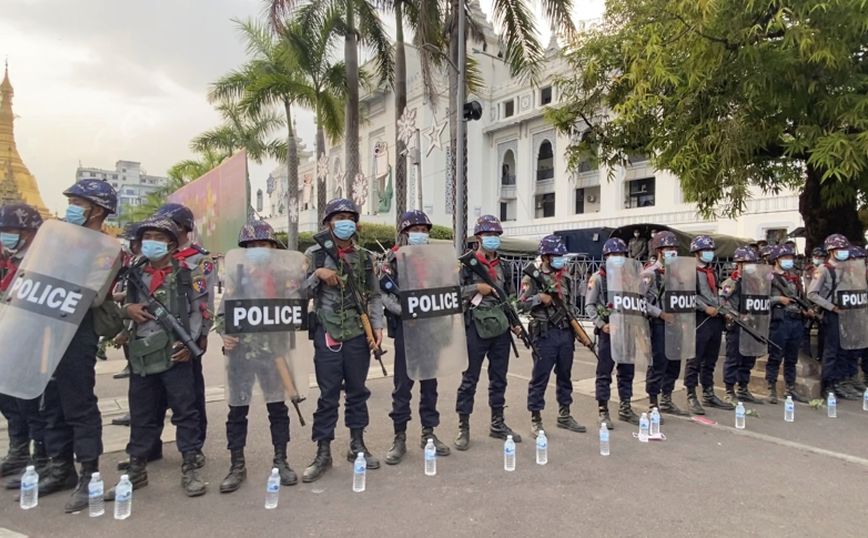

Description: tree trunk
[393,0,407,227]
[447,0,460,223]
[799,164,864,255]
[316,108,327,226]
[344,0,360,200]
[285,100,299,251]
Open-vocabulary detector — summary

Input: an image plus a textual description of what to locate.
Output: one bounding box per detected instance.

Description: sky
[1,0,604,215]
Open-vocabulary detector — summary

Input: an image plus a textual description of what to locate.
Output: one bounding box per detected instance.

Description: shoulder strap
[314,249,327,270]
[173,259,193,333]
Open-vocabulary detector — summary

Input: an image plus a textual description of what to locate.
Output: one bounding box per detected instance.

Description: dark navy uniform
[641,261,682,403]
[585,267,634,404]
[766,269,806,394]
[720,270,764,404]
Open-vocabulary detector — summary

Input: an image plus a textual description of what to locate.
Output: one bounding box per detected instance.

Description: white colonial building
[76,160,167,225]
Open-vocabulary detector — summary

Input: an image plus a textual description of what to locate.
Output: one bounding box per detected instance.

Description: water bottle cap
[120,474,129,481]
[357,452,364,457]
[272,467,279,474]
[506,435,513,440]
[92,472,101,479]
[640,412,648,418]
[25,465,35,471]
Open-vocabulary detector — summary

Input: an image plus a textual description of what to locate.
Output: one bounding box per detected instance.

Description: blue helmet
[0,203,43,230]
[156,203,195,232]
[650,231,678,251]
[63,179,118,214]
[769,244,795,262]
[120,221,140,241]
[398,210,432,234]
[238,220,279,247]
[473,215,503,235]
[136,216,181,244]
[811,246,826,258]
[322,198,359,224]
[538,234,567,256]
[850,246,866,259]
[603,237,628,256]
[733,246,758,263]
[824,233,851,251]
[689,235,715,253]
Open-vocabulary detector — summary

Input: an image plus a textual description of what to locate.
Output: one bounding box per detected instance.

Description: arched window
[501,150,516,185]
[536,140,554,181]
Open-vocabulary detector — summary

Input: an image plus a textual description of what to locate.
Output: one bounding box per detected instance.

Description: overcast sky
[1,0,603,215]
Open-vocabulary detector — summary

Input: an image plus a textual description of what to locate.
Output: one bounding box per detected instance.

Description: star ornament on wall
[316,154,330,180]
[397,108,418,149]
[352,173,369,207]
[423,115,447,157]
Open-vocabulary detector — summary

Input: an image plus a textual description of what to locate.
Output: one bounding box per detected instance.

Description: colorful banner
[168,150,248,255]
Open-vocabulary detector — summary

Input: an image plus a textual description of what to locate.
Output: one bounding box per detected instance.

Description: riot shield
[738,264,772,357]
[0,220,121,399]
[606,257,652,366]
[396,243,468,381]
[836,260,868,350]
[222,248,310,406]
[663,257,697,360]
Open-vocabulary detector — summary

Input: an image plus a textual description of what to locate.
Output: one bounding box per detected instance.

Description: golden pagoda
[0,61,50,217]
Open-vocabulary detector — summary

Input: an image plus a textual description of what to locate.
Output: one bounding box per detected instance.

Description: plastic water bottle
[19,465,38,510]
[650,408,661,437]
[638,413,649,442]
[264,468,280,509]
[784,396,795,423]
[88,472,104,517]
[113,475,132,520]
[503,435,516,471]
[352,452,366,492]
[735,401,746,429]
[599,424,610,456]
[424,439,437,476]
[827,392,837,418]
[863,389,868,412]
[535,430,548,465]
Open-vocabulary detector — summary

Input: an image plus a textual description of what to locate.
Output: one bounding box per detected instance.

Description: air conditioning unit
[587,194,597,203]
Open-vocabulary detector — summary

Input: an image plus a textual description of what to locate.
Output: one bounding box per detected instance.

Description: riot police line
[2,188,868,515]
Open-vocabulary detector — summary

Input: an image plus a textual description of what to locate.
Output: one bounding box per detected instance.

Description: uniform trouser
[192,355,208,444]
[226,402,289,451]
[646,320,681,398]
[595,331,635,402]
[127,361,202,458]
[527,326,575,412]
[42,315,102,462]
[390,323,439,430]
[455,323,511,415]
[723,330,758,387]
[311,328,371,442]
[766,315,803,386]
[684,313,723,390]
[820,312,846,385]
[0,395,27,444]
[861,348,868,375]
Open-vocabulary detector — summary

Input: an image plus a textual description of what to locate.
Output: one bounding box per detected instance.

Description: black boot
[659,393,688,416]
[766,382,779,404]
[849,374,867,392]
[556,405,587,432]
[64,460,98,513]
[489,408,522,442]
[106,456,148,501]
[786,384,808,403]
[346,429,380,469]
[219,449,246,493]
[737,384,764,404]
[618,400,640,425]
[724,386,738,407]
[598,402,613,430]
[6,443,49,490]
[181,451,207,497]
[302,441,332,483]
[37,458,78,496]
[705,385,736,410]
[530,411,544,438]
[420,427,450,456]
[454,414,470,451]
[832,382,857,400]
[111,413,131,427]
[385,431,407,465]
[273,446,297,486]
[117,446,162,471]
[686,388,705,415]
[0,440,30,478]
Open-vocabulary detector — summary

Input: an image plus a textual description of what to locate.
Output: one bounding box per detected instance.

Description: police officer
[38,179,116,512]
[683,235,732,415]
[641,231,686,416]
[765,245,812,403]
[302,198,383,482]
[382,210,450,465]
[519,234,586,437]
[720,246,766,405]
[0,203,48,488]
[114,216,207,498]
[804,246,827,361]
[849,246,868,391]
[455,215,522,450]
[586,238,640,428]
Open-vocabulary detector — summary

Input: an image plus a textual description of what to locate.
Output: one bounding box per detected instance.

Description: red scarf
[550,268,565,296]
[0,257,18,292]
[729,270,741,281]
[475,251,500,280]
[697,265,716,292]
[144,265,173,294]
[174,247,199,261]
[781,271,802,293]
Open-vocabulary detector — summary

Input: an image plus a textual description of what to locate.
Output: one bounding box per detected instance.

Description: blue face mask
[743,263,757,274]
[1,232,20,250]
[662,250,677,262]
[408,232,429,246]
[332,220,357,240]
[65,205,87,226]
[481,236,501,252]
[608,255,626,268]
[834,250,850,262]
[699,251,715,264]
[812,257,823,266]
[780,259,794,271]
[551,256,566,270]
[141,240,169,261]
[246,247,271,264]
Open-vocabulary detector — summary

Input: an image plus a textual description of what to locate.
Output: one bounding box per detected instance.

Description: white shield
[663,257,697,361]
[836,260,868,350]
[606,257,652,366]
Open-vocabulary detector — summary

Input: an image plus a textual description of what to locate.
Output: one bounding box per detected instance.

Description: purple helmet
[690,235,715,253]
[238,220,279,247]
[473,215,503,236]
[603,237,628,256]
[322,198,359,224]
[850,246,866,259]
[811,246,826,258]
[824,233,851,251]
[0,203,43,230]
[538,234,567,256]
[398,210,432,234]
[156,203,195,232]
[759,244,773,259]
[63,179,118,214]
[769,244,795,262]
[650,231,678,251]
[136,216,181,244]
[120,221,140,241]
[733,246,758,263]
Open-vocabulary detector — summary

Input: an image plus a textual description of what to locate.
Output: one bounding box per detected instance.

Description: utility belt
[529,318,569,340]
[129,329,174,376]
[772,306,803,321]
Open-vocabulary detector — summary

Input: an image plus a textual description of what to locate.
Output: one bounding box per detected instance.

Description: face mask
[743,263,757,274]
[1,232,20,250]
[141,240,169,261]
[662,250,677,262]
[408,232,429,246]
[700,251,714,263]
[551,256,566,270]
[332,220,357,240]
[608,255,626,268]
[633,232,640,238]
[481,236,501,252]
[812,257,823,266]
[246,248,271,264]
[834,250,850,262]
[780,259,794,271]
[65,205,87,226]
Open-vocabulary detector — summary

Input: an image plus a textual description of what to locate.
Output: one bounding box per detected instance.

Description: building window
[112,174,118,180]
[535,193,555,218]
[626,176,655,208]
[540,86,552,106]
[536,140,554,181]
[122,168,127,173]
[575,188,585,214]
[499,200,516,222]
[575,186,601,214]
[765,228,788,245]
[503,99,515,118]
[501,150,516,186]
[111,183,118,188]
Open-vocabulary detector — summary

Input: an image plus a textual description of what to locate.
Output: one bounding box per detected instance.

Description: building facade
[75,160,167,224]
